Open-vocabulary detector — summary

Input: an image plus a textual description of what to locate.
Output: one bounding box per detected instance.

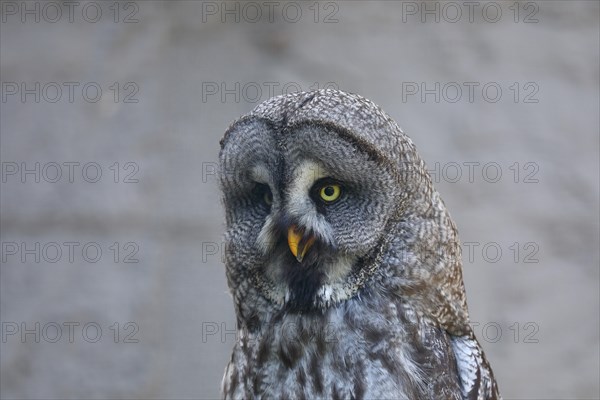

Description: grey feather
[219,89,500,399]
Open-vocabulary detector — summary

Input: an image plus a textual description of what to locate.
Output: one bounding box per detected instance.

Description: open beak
[287,225,316,263]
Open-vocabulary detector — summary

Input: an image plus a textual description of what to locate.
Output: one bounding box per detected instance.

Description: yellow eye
[319,184,341,203]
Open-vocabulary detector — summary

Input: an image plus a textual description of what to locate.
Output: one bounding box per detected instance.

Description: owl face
[220,120,401,310]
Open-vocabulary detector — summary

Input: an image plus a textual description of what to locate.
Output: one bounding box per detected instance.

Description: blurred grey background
[1,1,598,399]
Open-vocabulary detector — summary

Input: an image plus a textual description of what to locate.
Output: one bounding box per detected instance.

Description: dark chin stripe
[282,241,335,312]
[282,234,384,312]
[284,259,325,312]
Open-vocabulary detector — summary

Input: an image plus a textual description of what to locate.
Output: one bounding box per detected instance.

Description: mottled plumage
[219,89,500,399]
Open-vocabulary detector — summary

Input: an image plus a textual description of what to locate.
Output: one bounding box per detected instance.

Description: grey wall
[1,1,598,399]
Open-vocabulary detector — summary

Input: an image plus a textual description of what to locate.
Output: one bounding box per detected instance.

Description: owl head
[219,89,450,316]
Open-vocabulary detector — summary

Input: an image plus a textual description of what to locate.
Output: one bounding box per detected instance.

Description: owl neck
[250,211,402,313]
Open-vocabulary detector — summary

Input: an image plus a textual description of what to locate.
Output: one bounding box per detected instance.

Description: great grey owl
[219,89,500,399]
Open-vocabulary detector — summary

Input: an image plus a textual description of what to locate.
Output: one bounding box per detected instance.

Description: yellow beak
[287,225,316,263]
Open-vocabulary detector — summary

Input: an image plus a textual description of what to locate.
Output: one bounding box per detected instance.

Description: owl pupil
[264,190,272,205]
[324,186,335,196]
